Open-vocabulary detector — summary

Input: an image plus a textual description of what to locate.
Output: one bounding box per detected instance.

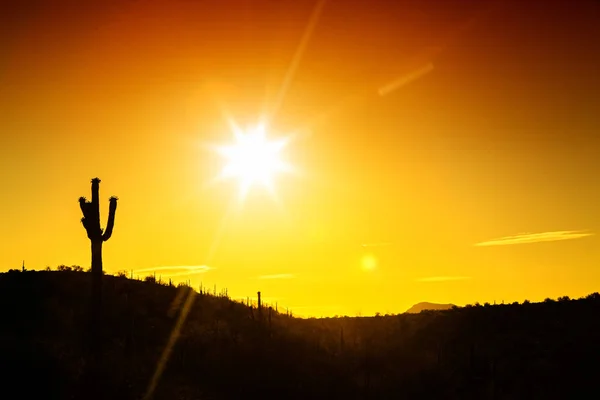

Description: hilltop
[405,302,455,314]
[1,270,600,399]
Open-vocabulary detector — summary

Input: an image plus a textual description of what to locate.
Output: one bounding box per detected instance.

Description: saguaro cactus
[80,177,117,279]
[257,291,262,321]
[79,177,117,354]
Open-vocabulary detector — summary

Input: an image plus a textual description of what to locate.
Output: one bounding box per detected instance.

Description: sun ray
[267,0,327,125]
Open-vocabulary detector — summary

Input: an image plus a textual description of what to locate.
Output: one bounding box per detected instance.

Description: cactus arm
[81,217,91,236]
[80,196,94,239]
[79,197,88,216]
[102,196,118,241]
[79,197,90,226]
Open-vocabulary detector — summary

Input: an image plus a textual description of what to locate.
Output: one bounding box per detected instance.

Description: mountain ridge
[404,301,455,314]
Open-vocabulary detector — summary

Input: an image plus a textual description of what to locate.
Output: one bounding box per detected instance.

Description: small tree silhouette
[586,292,600,301]
[79,177,117,357]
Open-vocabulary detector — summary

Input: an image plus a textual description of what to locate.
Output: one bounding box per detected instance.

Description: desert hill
[405,302,455,313]
[1,269,600,399]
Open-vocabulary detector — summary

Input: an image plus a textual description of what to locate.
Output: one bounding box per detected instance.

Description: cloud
[134,265,212,277]
[416,276,472,282]
[475,230,594,247]
[257,273,295,280]
[288,305,340,310]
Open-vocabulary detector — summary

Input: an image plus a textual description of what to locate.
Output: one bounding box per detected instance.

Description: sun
[361,253,378,271]
[217,122,291,199]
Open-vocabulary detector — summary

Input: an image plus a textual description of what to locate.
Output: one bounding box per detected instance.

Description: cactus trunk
[257,291,262,321]
[91,239,103,323]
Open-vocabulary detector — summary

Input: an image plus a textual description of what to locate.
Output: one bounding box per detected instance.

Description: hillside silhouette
[405,302,455,314]
[1,269,600,399]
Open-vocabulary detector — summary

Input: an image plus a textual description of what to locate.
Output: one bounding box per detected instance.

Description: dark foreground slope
[1,270,600,400]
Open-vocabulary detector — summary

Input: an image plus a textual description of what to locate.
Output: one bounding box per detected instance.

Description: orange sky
[1,0,599,317]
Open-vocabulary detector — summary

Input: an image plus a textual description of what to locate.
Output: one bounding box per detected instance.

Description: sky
[1,0,599,317]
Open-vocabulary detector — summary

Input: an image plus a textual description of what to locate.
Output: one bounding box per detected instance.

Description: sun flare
[362,254,378,271]
[217,122,291,198]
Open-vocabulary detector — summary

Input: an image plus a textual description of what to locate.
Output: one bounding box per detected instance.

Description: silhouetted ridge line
[1,270,600,399]
[404,302,455,314]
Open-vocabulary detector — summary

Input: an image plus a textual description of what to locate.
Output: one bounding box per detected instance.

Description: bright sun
[217,122,291,198]
[362,253,378,271]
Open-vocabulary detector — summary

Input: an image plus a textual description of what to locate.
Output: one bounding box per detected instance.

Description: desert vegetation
[1,268,599,399]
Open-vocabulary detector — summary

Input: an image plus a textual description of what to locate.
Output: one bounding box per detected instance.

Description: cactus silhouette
[79,177,117,356]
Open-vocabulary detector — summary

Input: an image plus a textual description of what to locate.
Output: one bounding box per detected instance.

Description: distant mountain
[405,302,455,313]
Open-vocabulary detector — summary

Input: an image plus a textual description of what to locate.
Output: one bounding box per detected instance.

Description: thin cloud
[475,230,594,247]
[416,276,472,282]
[289,305,340,310]
[257,273,295,280]
[134,265,212,277]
